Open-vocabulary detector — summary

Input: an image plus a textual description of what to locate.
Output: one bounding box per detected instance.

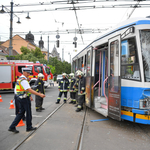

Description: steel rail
[76,107,87,150]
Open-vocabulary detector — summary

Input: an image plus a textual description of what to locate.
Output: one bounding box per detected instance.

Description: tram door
[85,47,94,107]
[108,35,121,121]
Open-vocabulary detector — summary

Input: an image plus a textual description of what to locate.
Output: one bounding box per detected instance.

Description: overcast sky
[0,0,150,62]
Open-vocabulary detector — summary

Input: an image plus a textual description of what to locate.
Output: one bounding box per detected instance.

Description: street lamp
[0,5,5,13]
[0,1,22,56]
[26,12,31,19]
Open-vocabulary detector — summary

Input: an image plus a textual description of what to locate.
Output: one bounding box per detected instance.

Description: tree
[47,65,55,74]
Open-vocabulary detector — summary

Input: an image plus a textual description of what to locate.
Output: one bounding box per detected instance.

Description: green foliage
[48,56,71,75]
[13,46,71,75]
[47,64,56,74]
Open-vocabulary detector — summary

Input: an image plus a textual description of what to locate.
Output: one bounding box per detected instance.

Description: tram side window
[75,59,78,71]
[121,38,140,81]
[87,51,91,76]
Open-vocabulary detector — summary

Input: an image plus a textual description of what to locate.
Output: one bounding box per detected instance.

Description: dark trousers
[14,95,25,120]
[78,95,85,107]
[35,95,43,110]
[9,97,32,130]
[70,92,76,101]
[57,92,67,102]
[76,92,78,103]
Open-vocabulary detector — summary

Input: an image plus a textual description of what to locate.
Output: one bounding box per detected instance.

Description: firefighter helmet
[77,71,82,76]
[38,73,44,78]
[69,73,74,77]
[62,73,67,76]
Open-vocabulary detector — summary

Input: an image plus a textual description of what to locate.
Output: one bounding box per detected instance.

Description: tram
[72,17,150,125]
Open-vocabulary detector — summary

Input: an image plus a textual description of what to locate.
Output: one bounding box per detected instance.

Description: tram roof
[72,17,150,60]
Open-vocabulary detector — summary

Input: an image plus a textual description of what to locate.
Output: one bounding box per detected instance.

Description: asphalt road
[0,84,150,150]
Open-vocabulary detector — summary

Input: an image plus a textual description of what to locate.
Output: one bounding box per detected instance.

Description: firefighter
[34,73,45,112]
[56,73,69,104]
[74,70,81,107]
[76,71,86,112]
[8,68,45,133]
[69,73,76,104]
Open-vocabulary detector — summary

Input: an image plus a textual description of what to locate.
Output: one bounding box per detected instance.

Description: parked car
[56,74,63,83]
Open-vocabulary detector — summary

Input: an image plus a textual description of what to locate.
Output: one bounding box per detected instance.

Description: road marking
[10,115,42,117]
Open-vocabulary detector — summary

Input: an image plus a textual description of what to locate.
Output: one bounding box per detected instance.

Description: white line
[10,115,42,117]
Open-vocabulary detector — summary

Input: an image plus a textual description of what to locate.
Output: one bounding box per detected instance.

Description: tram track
[76,106,87,150]
[11,97,71,150]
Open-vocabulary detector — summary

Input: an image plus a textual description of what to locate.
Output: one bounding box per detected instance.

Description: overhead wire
[72,1,84,44]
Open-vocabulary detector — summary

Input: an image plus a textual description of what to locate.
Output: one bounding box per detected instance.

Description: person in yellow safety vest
[34,73,45,112]
[56,73,70,104]
[69,73,76,104]
[75,71,86,112]
[74,70,81,107]
[8,68,45,133]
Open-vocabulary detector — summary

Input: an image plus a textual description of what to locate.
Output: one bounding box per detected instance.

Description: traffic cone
[16,119,25,127]
[9,100,15,109]
[0,95,3,102]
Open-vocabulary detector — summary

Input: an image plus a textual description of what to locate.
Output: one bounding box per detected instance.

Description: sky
[0,0,150,63]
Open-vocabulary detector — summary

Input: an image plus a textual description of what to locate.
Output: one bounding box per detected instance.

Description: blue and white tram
[72,17,150,124]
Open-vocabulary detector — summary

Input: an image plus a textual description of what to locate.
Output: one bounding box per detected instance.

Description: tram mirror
[130,27,135,33]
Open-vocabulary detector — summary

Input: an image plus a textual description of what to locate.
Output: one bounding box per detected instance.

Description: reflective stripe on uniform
[77,105,81,108]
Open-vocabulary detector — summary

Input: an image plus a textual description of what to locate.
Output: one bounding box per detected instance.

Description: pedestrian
[34,73,45,112]
[8,68,45,133]
[56,73,69,104]
[69,73,76,104]
[75,71,86,112]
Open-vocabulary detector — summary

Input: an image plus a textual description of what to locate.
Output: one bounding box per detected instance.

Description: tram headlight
[140,98,150,109]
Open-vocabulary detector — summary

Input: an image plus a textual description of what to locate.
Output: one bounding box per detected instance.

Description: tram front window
[140,30,150,82]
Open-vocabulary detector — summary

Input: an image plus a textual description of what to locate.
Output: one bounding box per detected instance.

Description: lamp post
[68,53,71,64]
[9,1,13,56]
[0,0,22,56]
[48,36,49,62]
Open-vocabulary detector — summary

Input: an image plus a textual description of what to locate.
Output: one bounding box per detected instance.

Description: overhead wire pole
[72,2,84,45]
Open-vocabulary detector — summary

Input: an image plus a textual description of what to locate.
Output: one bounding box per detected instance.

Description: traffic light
[56,40,59,48]
[73,42,77,48]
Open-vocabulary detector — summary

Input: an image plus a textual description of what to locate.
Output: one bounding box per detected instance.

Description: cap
[22,68,31,73]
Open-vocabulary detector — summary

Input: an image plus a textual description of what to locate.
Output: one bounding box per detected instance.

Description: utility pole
[9,1,13,56]
[62,48,64,62]
[48,36,49,62]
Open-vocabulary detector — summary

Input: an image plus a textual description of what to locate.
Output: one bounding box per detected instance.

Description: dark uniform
[74,77,79,107]
[14,94,26,120]
[76,75,86,112]
[56,77,69,103]
[34,78,45,111]
[69,77,76,104]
